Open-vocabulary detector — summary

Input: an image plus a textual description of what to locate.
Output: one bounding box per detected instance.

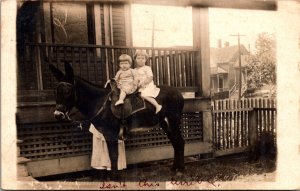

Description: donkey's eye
[65,89,71,94]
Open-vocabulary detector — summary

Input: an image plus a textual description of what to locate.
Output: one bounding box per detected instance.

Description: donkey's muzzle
[54,110,66,120]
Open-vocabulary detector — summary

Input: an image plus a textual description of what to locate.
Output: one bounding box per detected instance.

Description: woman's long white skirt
[89,124,127,170]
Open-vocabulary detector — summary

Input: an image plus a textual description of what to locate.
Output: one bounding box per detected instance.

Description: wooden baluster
[258,108,262,141]
[146,49,151,67]
[79,47,83,78]
[157,50,163,85]
[180,51,186,87]
[86,47,90,82]
[191,51,196,87]
[234,105,239,147]
[214,100,218,149]
[169,50,175,86]
[249,109,258,156]
[263,99,267,133]
[151,49,158,84]
[104,48,112,80]
[93,47,98,84]
[246,100,249,146]
[226,102,230,149]
[47,46,54,88]
[217,111,221,150]
[221,100,225,149]
[215,104,218,150]
[108,48,113,79]
[185,51,191,87]
[175,50,181,87]
[162,50,169,85]
[272,109,276,143]
[241,101,245,147]
[271,99,276,139]
[228,99,232,148]
[212,112,215,149]
[111,48,116,76]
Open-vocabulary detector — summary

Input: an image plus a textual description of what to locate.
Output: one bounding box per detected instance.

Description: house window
[218,76,223,92]
[44,2,90,44]
[53,3,88,43]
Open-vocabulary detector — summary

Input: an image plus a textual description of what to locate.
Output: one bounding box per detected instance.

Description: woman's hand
[138,81,145,88]
[116,81,122,88]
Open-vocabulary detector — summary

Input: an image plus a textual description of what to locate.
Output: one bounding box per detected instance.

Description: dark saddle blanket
[111,91,146,119]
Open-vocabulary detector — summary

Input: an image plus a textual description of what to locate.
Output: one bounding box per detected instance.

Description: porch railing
[19,43,201,93]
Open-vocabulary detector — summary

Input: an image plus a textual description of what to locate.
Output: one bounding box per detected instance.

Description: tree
[246,33,276,95]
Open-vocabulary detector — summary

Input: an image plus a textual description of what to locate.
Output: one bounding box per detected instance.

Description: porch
[16,43,212,177]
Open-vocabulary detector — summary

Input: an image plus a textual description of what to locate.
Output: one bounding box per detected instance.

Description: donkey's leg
[159,116,184,172]
[106,140,120,180]
[167,113,185,172]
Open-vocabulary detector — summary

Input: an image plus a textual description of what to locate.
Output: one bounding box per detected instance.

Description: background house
[210,40,249,99]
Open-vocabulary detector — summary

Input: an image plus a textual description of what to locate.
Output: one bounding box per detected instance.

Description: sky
[131,4,193,47]
[131,4,277,52]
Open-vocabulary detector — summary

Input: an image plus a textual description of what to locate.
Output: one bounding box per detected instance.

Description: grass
[37,154,276,182]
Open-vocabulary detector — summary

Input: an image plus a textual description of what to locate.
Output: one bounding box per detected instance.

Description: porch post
[94,4,102,46]
[103,4,112,45]
[124,4,132,46]
[192,7,212,143]
[36,2,44,90]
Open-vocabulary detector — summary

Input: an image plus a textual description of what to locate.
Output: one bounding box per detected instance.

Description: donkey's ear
[64,61,74,83]
[49,64,64,81]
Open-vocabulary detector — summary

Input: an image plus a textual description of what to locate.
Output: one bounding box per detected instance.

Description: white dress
[89,124,126,170]
[135,65,160,98]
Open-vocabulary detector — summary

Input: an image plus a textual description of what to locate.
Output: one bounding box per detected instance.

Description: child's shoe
[115,100,124,106]
[155,105,162,114]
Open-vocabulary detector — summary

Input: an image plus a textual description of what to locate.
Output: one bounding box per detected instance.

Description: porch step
[18,157,31,164]
[17,157,31,177]
[17,139,23,157]
[17,139,24,144]
[17,175,37,182]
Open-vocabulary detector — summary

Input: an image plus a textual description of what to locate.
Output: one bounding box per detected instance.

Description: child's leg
[115,90,126,105]
[143,96,162,114]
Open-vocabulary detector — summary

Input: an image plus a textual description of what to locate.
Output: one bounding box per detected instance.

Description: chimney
[218,39,222,48]
[224,41,229,47]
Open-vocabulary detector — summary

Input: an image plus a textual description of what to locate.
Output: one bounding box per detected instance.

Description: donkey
[49,61,185,177]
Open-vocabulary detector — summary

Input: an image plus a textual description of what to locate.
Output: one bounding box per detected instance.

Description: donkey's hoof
[110,173,121,181]
[171,166,177,172]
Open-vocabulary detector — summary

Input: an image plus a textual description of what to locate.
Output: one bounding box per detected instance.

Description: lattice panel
[126,112,203,149]
[17,112,203,161]
[17,122,92,160]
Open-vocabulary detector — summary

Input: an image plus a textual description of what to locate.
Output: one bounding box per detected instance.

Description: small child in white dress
[134,50,162,114]
[114,54,137,106]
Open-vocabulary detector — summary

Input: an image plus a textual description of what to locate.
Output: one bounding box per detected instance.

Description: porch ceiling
[40,0,277,11]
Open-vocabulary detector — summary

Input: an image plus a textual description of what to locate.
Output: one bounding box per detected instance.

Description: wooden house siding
[17,2,130,91]
[100,5,105,45]
[112,4,126,46]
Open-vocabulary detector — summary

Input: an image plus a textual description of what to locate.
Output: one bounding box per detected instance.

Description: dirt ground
[38,154,276,182]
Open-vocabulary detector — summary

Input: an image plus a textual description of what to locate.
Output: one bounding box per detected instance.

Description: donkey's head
[49,61,76,121]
